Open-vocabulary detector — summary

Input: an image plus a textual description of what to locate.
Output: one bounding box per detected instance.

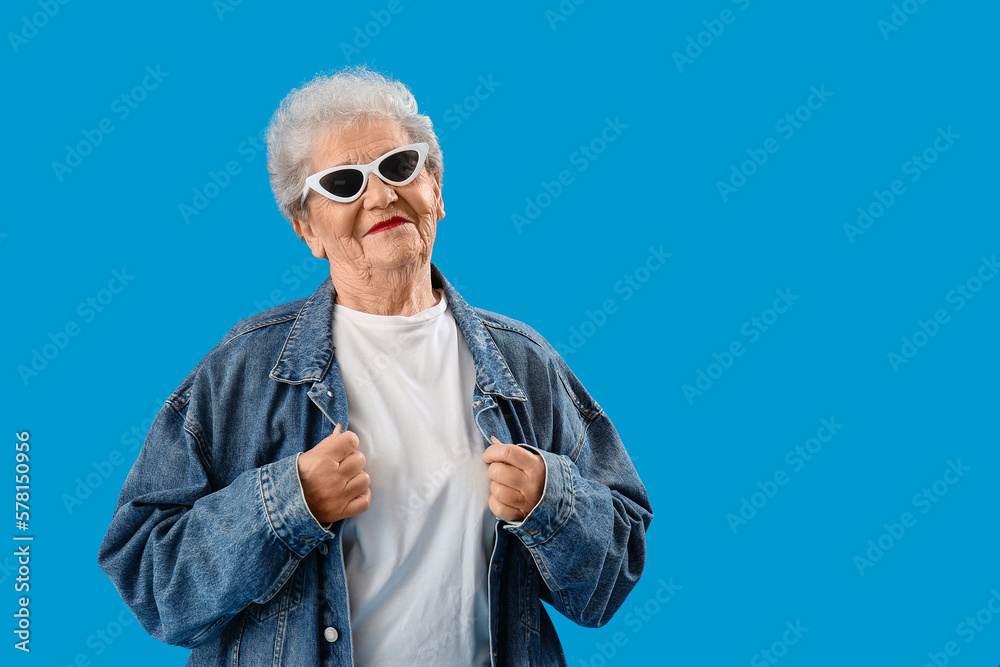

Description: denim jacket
[98,263,652,666]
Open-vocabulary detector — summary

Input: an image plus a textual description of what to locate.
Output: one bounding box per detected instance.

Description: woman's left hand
[482,437,547,522]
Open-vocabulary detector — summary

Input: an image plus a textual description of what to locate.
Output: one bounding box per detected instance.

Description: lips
[365,216,411,236]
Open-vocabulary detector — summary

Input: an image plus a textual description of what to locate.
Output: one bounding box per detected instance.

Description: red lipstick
[365,216,410,236]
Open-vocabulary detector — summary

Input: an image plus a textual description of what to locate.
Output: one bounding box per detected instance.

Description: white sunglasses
[300,142,429,206]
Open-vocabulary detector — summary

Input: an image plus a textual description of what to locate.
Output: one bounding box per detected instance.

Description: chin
[368,246,431,272]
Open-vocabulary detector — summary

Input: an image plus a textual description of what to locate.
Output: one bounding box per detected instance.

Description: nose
[362,172,398,210]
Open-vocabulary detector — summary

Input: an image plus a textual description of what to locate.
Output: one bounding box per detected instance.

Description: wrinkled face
[293,116,444,277]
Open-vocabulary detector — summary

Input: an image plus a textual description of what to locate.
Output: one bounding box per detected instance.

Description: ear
[431,170,445,221]
[292,216,327,259]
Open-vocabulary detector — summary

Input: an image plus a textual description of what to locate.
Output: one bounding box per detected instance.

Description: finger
[343,487,372,518]
[482,442,512,463]
[321,428,360,458]
[482,443,536,471]
[487,461,528,488]
[490,480,526,508]
[333,423,343,437]
[342,470,371,497]
[487,494,522,523]
[482,439,511,463]
[338,449,366,476]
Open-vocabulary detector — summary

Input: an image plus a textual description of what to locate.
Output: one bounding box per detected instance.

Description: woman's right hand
[297,423,372,524]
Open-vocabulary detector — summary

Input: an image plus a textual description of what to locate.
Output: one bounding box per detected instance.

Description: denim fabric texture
[98,263,653,666]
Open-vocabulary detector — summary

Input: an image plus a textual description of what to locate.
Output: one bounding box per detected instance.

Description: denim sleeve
[502,374,653,628]
[97,402,331,648]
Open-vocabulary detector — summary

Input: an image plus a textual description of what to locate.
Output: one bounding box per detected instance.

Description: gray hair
[266,66,443,228]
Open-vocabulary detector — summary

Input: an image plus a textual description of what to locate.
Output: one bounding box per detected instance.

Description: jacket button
[327,390,333,398]
[324,627,339,643]
[317,542,329,555]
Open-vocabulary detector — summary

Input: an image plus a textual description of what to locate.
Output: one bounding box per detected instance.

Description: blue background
[4,1,998,665]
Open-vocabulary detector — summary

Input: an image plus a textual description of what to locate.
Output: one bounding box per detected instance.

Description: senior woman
[99,67,652,667]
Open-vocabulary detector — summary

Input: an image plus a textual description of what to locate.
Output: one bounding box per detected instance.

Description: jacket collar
[270,263,526,401]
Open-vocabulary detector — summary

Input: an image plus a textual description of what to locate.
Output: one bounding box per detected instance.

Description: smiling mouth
[365,216,411,236]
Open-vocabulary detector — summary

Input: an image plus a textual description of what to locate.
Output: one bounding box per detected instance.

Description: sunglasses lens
[319,169,364,199]
[379,150,420,183]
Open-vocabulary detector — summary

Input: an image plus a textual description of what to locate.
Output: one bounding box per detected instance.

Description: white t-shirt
[332,288,494,667]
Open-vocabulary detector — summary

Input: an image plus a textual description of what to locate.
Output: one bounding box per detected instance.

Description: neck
[330,261,439,316]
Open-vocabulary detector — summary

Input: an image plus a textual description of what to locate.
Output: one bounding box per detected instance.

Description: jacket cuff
[259,453,332,557]
[503,445,573,545]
